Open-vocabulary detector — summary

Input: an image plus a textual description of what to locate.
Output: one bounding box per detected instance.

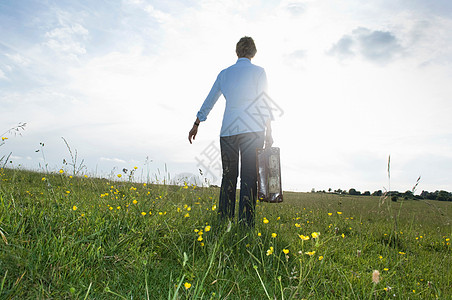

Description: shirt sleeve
[196,72,223,122]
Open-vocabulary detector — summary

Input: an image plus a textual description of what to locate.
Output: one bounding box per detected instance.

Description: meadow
[0,167,450,299]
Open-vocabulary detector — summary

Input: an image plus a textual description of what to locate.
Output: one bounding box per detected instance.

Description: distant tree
[402,190,413,200]
[372,190,382,196]
[334,189,343,194]
[437,190,452,201]
[328,188,332,193]
[421,190,438,200]
[349,188,361,196]
[362,191,370,196]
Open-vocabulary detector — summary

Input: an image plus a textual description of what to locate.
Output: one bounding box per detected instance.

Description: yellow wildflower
[205,225,211,232]
[141,212,146,216]
[311,232,320,239]
[184,213,190,218]
[305,251,316,256]
[295,223,301,228]
[211,204,217,211]
[133,200,138,204]
[42,177,46,181]
[1,137,8,141]
[337,211,342,215]
[72,205,77,211]
[263,218,269,224]
[266,246,274,256]
[184,282,191,289]
[299,234,309,241]
[59,169,64,174]
[318,255,324,261]
[117,174,122,178]
[271,233,277,238]
[328,212,332,216]
[283,249,289,254]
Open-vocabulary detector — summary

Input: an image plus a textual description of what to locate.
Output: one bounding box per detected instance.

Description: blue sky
[1,0,452,193]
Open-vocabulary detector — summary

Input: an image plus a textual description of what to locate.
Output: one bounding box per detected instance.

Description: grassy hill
[0,168,450,299]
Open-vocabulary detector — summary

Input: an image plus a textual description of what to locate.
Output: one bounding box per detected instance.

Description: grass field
[0,167,450,299]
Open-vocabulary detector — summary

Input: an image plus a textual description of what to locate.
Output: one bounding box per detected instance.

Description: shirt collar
[236,57,251,63]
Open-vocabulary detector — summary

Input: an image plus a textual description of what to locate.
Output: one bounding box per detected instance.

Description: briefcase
[257,147,283,203]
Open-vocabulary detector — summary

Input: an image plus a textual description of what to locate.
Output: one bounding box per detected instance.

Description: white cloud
[100,157,127,164]
[5,53,29,66]
[285,2,306,16]
[44,25,88,59]
[0,68,7,80]
[144,4,171,23]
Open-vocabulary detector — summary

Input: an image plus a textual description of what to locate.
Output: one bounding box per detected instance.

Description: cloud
[286,2,306,16]
[5,53,29,66]
[328,27,403,64]
[0,68,7,80]
[44,23,89,59]
[284,49,307,68]
[100,157,127,164]
[39,6,90,61]
[328,35,355,59]
[124,0,172,24]
[144,4,171,23]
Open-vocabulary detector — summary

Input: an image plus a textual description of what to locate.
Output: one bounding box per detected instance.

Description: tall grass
[0,167,450,299]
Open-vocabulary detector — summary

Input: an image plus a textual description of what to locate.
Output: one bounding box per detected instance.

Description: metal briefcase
[257,147,283,203]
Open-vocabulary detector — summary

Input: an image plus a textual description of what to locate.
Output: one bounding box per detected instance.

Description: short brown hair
[236,36,257,58]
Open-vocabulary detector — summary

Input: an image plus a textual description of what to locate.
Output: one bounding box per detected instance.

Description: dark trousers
[219,131,265,227]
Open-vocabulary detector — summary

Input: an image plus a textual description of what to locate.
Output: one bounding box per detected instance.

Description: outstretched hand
[188,125,198,144]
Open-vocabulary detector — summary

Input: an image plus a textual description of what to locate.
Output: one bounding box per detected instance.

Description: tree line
[311,188,452,202]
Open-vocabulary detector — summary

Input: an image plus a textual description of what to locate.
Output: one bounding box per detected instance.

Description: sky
[1,0,452,193]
